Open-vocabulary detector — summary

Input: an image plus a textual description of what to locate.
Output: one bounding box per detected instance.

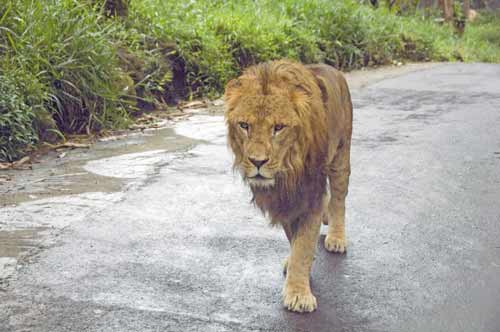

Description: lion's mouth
[249,174,270,180]
[247,174,275,188]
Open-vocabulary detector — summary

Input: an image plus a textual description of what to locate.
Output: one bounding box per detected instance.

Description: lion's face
[225,61,327,191]
[226,91,302,189]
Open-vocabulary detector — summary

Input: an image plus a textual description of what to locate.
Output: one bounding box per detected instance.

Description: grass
[461,11,500,62]
[0,70,40,161]
[1,0,132,161]
[1,0,499,161]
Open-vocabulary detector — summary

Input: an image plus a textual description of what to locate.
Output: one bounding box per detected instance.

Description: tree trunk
[438,0,454,21]
[463,0,471,19]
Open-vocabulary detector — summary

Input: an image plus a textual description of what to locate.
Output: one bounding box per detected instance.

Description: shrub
[0,70,43,161]
[1,0,499,160]
[1,0,131,135]
[460,11,500,62]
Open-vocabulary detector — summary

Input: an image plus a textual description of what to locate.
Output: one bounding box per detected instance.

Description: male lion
[224,60,352,313]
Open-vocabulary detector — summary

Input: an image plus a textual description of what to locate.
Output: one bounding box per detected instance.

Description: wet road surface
[1,63,500,331]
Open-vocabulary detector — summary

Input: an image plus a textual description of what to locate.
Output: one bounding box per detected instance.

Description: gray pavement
[1,63,500,332]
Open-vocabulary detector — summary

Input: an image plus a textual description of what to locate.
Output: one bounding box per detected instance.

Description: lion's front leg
[282,223,292,275]
[325,141,350,254]
[324,201,347,253]
[282,214,321,313]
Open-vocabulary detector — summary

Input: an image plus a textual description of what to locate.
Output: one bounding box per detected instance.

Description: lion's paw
[283,288,317,313]
[324,235,347,253]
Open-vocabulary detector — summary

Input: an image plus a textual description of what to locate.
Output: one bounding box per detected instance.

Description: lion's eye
[239,122,249,130]
[274,124,285,132]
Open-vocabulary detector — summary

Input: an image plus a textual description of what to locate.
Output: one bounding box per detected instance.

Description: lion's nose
[249,158,269,169]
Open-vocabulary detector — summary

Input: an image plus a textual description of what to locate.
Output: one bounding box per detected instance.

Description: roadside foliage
[0,0,499,161]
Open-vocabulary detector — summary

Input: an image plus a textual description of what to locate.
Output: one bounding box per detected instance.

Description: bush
[1,0,131,135]
[460,11,500,62]
[130,0,485,95]
[1,0,499,160]
[0,71,43,161]
[399,16,459,61]
[279,1,404,67]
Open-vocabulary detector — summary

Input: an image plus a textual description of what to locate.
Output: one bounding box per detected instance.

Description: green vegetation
[461,11,500,62]
[1,0,499,161]
[0,71,39,161]
[1,0,131,161]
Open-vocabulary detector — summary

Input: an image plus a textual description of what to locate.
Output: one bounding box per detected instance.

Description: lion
[224,60,352,313]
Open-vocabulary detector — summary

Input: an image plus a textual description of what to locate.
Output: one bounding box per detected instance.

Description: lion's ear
[314,76,329,106]
[224,79,242,112]
[290,85,311,116]
[291,76,327,115]
[225,78,241,91]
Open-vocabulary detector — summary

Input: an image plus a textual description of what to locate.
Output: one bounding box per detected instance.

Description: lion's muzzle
[249,157,269,169]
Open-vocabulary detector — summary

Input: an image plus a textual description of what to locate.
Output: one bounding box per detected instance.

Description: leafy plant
[1,0,499,161]
[0,71,42,161]
[1,0,132,134]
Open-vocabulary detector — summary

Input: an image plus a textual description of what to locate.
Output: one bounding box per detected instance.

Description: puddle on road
[0,111,223,286]
[0,127,197,207]
[174,115,225,144]
[0,192,124,284]
[83,149,176,179]
[0,228,48,257]
[0,228,48,284]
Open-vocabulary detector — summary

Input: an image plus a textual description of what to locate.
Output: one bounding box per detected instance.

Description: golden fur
[224,60,353,313]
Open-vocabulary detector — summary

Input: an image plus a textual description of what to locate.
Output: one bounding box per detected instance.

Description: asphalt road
[1,63,500,332]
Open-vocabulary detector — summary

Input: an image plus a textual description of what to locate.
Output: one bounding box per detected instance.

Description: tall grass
[461,11,500,62]
[0,0,132,161]
[130,0,469,96]
[3,0,131,132]
[0,70,42,161]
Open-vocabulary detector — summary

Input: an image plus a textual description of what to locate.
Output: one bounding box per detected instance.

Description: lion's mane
[225,60,340,222]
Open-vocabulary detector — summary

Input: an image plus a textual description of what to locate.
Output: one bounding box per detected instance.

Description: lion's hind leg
[324,141,351,254]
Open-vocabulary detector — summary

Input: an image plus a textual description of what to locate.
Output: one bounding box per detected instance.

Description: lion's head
[224,60,328,192]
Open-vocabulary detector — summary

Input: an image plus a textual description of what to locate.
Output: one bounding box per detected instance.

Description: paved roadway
[1,63,500,331]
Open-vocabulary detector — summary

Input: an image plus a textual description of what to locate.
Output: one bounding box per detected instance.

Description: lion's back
[306,64,353,147]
